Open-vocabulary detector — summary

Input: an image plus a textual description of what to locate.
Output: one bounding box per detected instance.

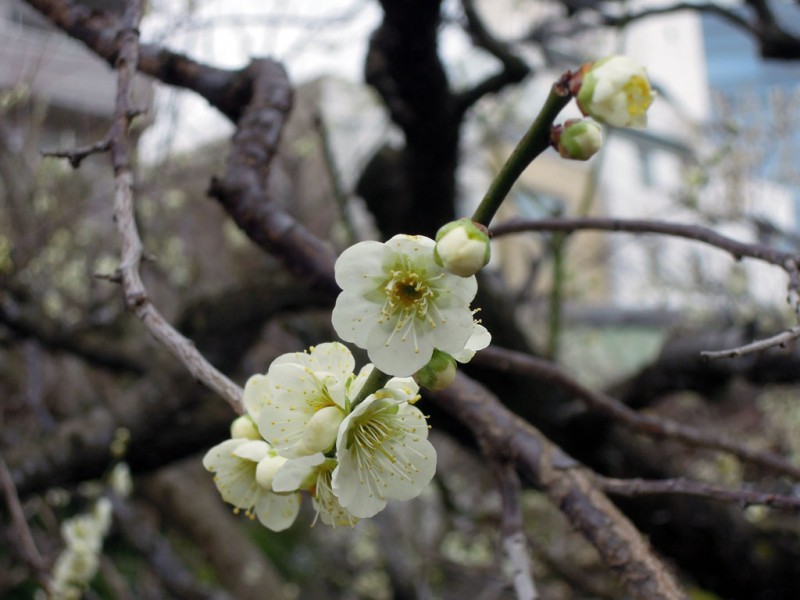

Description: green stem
[350,367,392,409]
[471,84,571,227]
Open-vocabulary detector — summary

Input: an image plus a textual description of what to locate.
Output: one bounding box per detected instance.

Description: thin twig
[492,217,800,359]
[432,374,686,600]
[491,217,800,268]
[493,461,537,600]
[473,346,800,480]
[0,454,48,582]
[597,475,800,511]
[701,326,800,361]
[42,139,110,168]
[107,0,243,411]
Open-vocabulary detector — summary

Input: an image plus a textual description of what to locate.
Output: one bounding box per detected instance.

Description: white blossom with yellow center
[332,234,480,377]
[332,378,436,518]
[251,342,371,458]
[577,55,655,128]
[202,438,300,531]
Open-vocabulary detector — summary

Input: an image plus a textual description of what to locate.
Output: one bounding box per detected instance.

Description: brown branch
[492,216,800,359]
[0,454,47,580]
[596,475,800,511]
[102,0,244,412]
[430,374,686,600]
[473,345,800,480]
[491,216,800,268]
[584,1,800,60]
[208,60,339,295]
[22,0,252,122]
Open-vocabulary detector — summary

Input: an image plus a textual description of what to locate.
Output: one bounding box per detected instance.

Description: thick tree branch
[473,346,800,480]
[208,60,339,295]
[431,374,686,600]
[23,0,252,121]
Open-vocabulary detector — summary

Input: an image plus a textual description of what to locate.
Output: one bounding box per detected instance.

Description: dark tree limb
[23,0,253,121]
[363,0,458,237]
[431,374,686,600]
[111,494,232,600]
[207,59,339,295]
[473,345,800,480]
[455,0,531,118]
[597,475,800,511]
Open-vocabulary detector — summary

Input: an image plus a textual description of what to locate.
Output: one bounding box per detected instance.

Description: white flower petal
[203,439,262,509]
[451,323,491,363]
[366,321,435,376]
[332,292,384,347]
[243,374,271,422]
[334,240,388,292]
[272,454,327,492]
[253,491,301,532]
[332,234,486,377]
[232,440,271,463]
[304,342,356,381]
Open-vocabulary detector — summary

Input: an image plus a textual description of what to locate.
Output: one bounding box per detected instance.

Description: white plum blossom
[273,453,360,527]
[332,378,436,518]
[202,438,300,531]
[332,234,483,377]
[576,55,655,128]
[251,342,371,458]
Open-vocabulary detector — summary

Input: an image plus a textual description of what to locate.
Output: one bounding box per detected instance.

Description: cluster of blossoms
[45,499,113,600]
[204,233,490,529]
[203,55,654,531]
[204,342,438,529]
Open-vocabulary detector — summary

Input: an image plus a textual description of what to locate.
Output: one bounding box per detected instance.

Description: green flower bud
[415,349,457,391]
[434,218,491,277]
[552,118,603,161]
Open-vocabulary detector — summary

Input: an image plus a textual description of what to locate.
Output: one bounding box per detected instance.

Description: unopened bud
[300,406,345,455]
[415,350,457,391]
[230,415,262,440]
[551,118,602,161]
[255,454,288,490]
[434,218,491,277]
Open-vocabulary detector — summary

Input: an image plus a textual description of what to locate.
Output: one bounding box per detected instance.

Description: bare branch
[106,0,243,411]
[473,346,800,480]
[0,454,48,586]
[491,216,800,268]
[597,475,800,511]
[701,325,800,361]
[431,373,686,600]
[208,60,339,294]
[493,461,537,600]
[455,0,530,117]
